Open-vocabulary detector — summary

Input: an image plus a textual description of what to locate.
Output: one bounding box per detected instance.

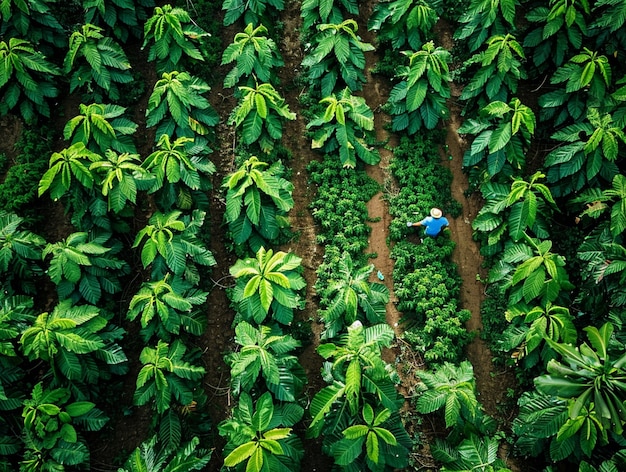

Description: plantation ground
[0,3,524,471]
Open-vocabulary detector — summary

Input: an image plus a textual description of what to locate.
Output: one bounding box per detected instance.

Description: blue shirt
[420,216,449,236]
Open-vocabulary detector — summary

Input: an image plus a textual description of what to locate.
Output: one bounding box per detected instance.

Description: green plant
[42,230,129,304]
[222,0,285,27]
[117,435,211,472]
[142,4,208,72]
[369,0,438,50]
[38,142,100,201]
[539,48,613,126]
[226,321,305,402]
[223,156,294,251]
[64,103,138,154]
[219,391,304,472]
[64,23,133,101]
[146,70,219,142]
[301,0,358,31]
[302,19,374,96]
[453,0,518,53]
[127,274,207,342]
[134,339,205,414]
[0,0,65,52]
[90,150,152,213]
[523,0,591,71]
[0,211,45,295]
[318,250,389,339]
[460,34,527,107]
[307,88,380,168]
[229,80,296,153]
[229,246,306,326]
[84,0,155,42]
[329,402,410,470]
[0,38,61,123]
[221,23,284,87]
[386,41,451,133]
[545,109,624,197]
[20,300,127,384]
[308,322,402,438]
[432,434,512,472]
[133,209,216,282]
[21,382,108,471]
[143,134,216,212]
[459,98,535,180]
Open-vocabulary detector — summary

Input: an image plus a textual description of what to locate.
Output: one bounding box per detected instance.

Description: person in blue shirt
[407,208,449,240]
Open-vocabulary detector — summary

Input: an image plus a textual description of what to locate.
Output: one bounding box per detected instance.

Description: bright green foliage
[536,323,626,436]
[90,150,151,213]
[432,434,512,472]
[307,88,380,168]
[133,209,216,282]
[85,0,155,42]
[502,303,577,369]
[330,403,409,470]
[229,81,296,153]
[318,251,388,339]
[308,322,402,438]
[223,156,294,251]
[134,339,205,414]
[43,231,129,304]
[0,211,45,294]
[546,110,624,197]
[143,4,208,72]
[369,0,438,50]
[64,103,138,154]
[222,0,285,27]
[386,41,451,133]
[0,38,61,124]
[301,19,375,96]
[222,23,284,88]
[523,0,590,71]
[472,173,556,257]
[127,274,207,342]
[490,235,574,306]
[415,361,481,431]
[460,34,526,106]
[64,24,132,101]
[38,143,100,201]
[453,0,518,53]
[0,0,65,51]
[146,70,219,141]
[21,382,108,470]
[219,392,304,472]
[460,98,535,179]
[143,134,216,212]
[230,247,305,325]
[301,0,358,30]
[539,49,612,126]
[117,435,211,472]
[20,300,127,383]
[226,321,305,402]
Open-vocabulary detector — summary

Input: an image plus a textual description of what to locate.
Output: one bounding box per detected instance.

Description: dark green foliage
[0,0,66,53]
[301,0,359,31]
[453,0,519,53]
[0,38,61,124]
[117,435,211,472]
[84,0,155,42]
[222,0,285,27]
[369,0,438,51]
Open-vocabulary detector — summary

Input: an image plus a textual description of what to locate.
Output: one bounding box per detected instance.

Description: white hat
[430,208,442,218]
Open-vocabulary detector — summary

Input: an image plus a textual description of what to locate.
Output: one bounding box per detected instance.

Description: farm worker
[407,208,449,238]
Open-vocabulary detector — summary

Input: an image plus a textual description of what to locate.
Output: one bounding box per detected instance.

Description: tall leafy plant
[301,0,359,30]
[84,0,155,42]
[229,81,296,153]
[0,38,61,123]
[369,0,438,50]
[222,0,285,27]
[64,23,133,101]
[386,41,452,133]
[453,0,518,53]
[0,0,65,51]
[307,88,380,168]
[229,247,306,325]
[223,156,294,251]
[302,19,374,96]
